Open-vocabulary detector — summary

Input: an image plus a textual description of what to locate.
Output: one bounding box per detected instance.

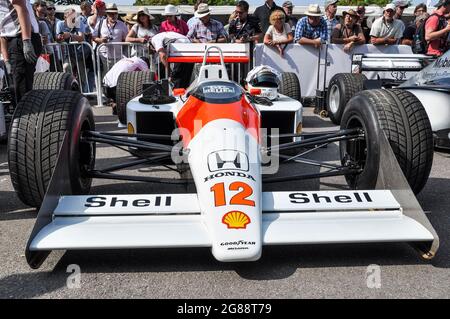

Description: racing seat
[185,46,230,93]
[197,46,229,83]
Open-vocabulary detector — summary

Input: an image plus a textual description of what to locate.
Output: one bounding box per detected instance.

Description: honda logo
[207,150,249,172]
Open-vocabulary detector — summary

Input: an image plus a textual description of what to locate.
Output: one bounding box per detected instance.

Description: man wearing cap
[254,0,283,35]
[46,1,60,39]
[294,4,328,48]
[324,0,339,43]
[228,1,262,44]
[370,3,405,45]
[0,0,42,103]
[425,0,450,56]
[282,1,297,28]
[331,9,365,52]
[393,0,409,21]
[160,4,189,36]
[32,0,55,71]
[187,4,228,43]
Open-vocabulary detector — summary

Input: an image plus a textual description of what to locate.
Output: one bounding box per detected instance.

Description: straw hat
[383,3,396,12]
[134,7,155,20]
[122,13,137,25]
[304,4,323,17]
[195,3,211,18]
[105,3,118,13]
[342,9,359,18]
[162,4,180,16]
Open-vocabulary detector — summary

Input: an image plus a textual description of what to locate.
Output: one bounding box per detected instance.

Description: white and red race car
[7,45,439,268]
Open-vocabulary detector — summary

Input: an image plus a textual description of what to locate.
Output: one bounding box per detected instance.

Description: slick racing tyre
[326,73,367,125]
[116,71,155,125]
[33,72,79,91]
[279,72,301,101]
[340,89,433,194]
[8,90,95,208]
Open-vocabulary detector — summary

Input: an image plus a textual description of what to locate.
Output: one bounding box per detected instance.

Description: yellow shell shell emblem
[222,211,251,229]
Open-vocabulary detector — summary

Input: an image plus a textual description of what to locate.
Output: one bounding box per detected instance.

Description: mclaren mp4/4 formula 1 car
[8,46,439,269]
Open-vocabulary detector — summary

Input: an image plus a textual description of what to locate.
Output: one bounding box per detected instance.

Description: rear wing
[167,43,250,64]
[351,53,435,73]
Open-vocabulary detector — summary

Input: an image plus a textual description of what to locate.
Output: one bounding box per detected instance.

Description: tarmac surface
[0,106,449,299]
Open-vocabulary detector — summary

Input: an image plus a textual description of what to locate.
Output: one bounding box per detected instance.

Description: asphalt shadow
[37,241,436,283]
[0,270,66,299]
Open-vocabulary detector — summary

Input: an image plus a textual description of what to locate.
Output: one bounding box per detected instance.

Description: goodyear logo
[222,211,251,229]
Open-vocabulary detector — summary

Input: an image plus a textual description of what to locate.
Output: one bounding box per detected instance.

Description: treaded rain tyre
[340,89,433,194]
[116,71,155,124]
[279,72,301,101]
[8,90,95,208]
[327,73,367,125]
[33,72,79,91]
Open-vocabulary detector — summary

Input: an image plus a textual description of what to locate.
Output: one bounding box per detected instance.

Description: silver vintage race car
[326,49,450,149]
[400,51,450,149]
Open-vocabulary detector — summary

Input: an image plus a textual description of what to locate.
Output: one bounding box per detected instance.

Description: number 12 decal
[210,182,255,207]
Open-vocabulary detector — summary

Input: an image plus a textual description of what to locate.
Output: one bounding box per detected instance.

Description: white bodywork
[126,94,303,141]
[30,190,434,252]
[405,89,450,132]
[400,51,450,147]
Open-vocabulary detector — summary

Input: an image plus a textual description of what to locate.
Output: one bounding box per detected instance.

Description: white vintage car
[6,45,438,269]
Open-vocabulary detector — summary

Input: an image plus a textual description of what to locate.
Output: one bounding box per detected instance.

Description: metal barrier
[95,42,159,106]
[42,41,98,97]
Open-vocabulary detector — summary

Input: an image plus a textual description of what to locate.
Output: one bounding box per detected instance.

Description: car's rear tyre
[279,72,301,101]
[116,71,155,124]
[340,89,433,194]
[8,90,95,208]
[327,73,367,125]
[33,72,79,91]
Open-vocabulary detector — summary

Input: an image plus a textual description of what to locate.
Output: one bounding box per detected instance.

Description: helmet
[246,66,281,100]
[249,69,279,88]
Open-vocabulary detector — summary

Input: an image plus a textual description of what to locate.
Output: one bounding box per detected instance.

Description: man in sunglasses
[228,0,262,44]
[356,5,370,43]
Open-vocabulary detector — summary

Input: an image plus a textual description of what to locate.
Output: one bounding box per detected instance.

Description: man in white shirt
[151,31,192,88]
[0,0,42,103]
[370,3,405,45]
[92,3,128,79]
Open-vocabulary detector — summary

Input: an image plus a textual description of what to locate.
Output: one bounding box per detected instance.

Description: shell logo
[222,211,251,229]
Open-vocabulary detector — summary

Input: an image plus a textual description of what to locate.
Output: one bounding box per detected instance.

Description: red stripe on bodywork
[176,96,260,147]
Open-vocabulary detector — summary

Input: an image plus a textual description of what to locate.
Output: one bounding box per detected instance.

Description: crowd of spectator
[2,0,450,104]
[7,0,450,66]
